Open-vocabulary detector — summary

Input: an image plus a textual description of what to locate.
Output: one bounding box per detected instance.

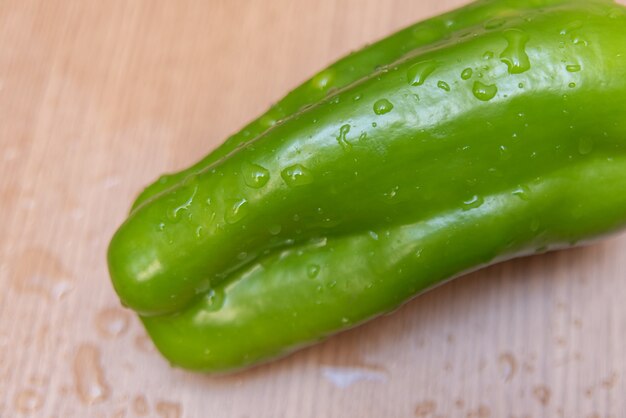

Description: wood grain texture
[1,1,625,417]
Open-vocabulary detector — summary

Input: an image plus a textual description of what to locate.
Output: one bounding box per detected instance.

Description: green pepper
[130,0,594,212]
[108,0,626,372]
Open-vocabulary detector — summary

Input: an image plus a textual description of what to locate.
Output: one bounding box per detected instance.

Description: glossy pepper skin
[130,0,596,212]
[109,0,626,372]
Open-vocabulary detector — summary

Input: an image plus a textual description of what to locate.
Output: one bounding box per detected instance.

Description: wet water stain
[321,366,387,389]
[466,405,491,418]
[10,247,73,300]
[73,344,110,405]
[95,307,131,338]
[134,333,156,353]
[532,385,551,406]
[498,352,517,382]
[414,400,436,417]
[601,372,619,390]
[132,394,149,415]
[28,374,49,387]
[111,409,126,418]
[155,400,183,418]
[14,389,43,413]
[319,352,389,375]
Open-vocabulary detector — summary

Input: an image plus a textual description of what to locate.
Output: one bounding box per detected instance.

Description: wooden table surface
[2,1,626,417]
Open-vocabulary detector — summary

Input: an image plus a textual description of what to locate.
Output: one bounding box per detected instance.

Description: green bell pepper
[129,0,594,212]
[108,0,626,372]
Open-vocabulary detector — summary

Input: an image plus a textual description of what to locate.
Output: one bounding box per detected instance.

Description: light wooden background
[1,1,626,417]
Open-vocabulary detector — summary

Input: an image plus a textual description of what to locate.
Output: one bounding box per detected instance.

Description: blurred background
[1,0,625,417]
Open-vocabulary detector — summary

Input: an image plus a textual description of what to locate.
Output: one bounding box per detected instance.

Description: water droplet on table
[95,307,131,338]
[14,390,43,413]
[133,394,149,415]
[156,401,183,418]
[73,344,110,405]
